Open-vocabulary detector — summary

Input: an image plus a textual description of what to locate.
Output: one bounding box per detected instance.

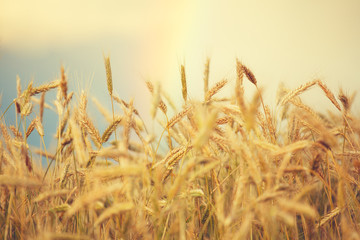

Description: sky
[1,0,360,149]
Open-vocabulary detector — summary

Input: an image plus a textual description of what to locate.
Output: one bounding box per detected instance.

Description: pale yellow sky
[1,0,360,111]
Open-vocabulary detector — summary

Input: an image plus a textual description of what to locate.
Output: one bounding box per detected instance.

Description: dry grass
[1,59,360,239]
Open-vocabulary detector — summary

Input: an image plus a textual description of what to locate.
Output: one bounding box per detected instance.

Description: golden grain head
[316,79,341,111]
[39,92,45,122]
[280,80,318,106]
[236,59,244,84]
[205,79,228,101]
[338,88,349,111]
[31,80,60,96]
[16,75,21,98]
[101,117,123,143]
[242,64,257,86]
[104,55,113,96]
[181,64,187,102]
[203,58,211,96]
[60,65,68,99]
[26,118,37,138]
[21,102,33,117]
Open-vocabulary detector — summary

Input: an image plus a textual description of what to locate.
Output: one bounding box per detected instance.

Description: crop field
[0,58,359,239]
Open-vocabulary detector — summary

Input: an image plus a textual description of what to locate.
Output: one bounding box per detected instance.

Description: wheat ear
[181,65,187,102]
[203,58,210,100]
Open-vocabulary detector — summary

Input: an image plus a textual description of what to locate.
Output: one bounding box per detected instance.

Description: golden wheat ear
[181,64,187,102]
[242,64,257,86]
[104,55,113,97]
[280,80,318,106]
[60,65,68,100]
[205,79,228,101]
[316,80,341,111]
[235,59,246,111]
[203,58,210,100]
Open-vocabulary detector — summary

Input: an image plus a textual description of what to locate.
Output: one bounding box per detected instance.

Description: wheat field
[0,58,360,239]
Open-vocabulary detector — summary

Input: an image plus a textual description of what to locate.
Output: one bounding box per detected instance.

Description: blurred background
[1,0,360,151]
